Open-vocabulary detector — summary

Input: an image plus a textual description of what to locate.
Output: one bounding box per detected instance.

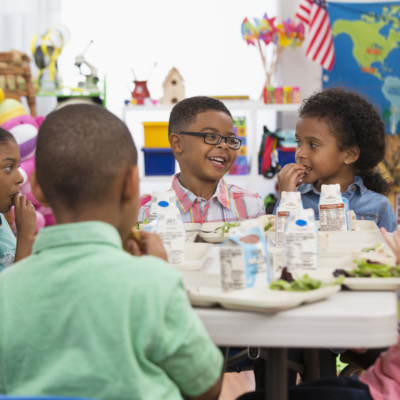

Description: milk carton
[148,190,178,222]
[318,184,348,231]
[285,208,318,271]
[276,191,303,248]
[145,191,185,264]
[220,224,269,291]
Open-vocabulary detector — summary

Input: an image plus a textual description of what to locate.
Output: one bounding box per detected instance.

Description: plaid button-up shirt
[138,173,265,223]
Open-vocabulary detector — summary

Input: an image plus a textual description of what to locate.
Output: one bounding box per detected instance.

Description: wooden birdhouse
[161,67,185,105]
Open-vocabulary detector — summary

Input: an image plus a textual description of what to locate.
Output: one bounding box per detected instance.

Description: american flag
[295,0,335,71]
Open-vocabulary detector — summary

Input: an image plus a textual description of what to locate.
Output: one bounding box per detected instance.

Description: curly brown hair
[299,87,390,195]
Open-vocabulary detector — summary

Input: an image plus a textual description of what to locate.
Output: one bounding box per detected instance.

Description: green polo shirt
[0,221,223,399]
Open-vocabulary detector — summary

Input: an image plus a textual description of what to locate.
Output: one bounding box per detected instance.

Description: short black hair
[0,127,16,145]
[168,96,232,135]
[36,104,137,209]
[299,87,390,195]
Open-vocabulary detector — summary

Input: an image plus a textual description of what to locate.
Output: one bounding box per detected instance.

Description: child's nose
[16,169,24,184]
[217,139,229,149]
[296,145,306,159]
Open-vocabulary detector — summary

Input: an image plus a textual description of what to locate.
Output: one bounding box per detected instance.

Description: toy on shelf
[141,121,175,176]
[128,63,156,105]
[0,89,53,232]
[0,50,37,116]
[31,24,70,92]
[161,67,185,105]
[241,14,304,98]
[74,40,99,91]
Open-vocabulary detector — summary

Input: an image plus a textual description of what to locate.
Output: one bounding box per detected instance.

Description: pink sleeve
[359,335,400,400]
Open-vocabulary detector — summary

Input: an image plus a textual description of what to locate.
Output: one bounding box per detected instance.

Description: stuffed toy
[0,89,54,231]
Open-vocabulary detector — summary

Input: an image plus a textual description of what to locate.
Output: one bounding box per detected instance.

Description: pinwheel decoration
[241,14,305,96]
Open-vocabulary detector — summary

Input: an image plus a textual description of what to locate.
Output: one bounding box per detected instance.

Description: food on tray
[123,227,142,251]
[331,243,399,278]
[351,243,396,267]
[270,267,343,292]
[134,215,149,230]
[215,222,240,236]
[333,260,400,278]
[258,214,276,232]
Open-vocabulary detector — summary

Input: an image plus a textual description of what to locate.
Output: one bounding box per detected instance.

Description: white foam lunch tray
[291,268,400,291]
[181,271,340,313]
[171,242,213,270]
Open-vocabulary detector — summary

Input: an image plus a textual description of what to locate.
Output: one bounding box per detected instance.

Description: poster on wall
[323,2,400,134]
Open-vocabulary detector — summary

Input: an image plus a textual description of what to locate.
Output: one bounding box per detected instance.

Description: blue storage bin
[277,147,296,167]
[141,147,175,176]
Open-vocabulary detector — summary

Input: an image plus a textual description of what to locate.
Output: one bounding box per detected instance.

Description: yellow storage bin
[143,122,170,148]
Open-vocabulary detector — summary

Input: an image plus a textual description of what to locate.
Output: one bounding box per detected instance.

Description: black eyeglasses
[177,131,242,150]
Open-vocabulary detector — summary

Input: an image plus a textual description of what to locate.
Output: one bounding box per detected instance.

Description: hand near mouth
[13,194,37,262]
[126,231,168,261]
[14,194,37,237]
[277,163,306,196]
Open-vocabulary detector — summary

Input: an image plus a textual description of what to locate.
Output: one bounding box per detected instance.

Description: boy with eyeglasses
[138,96,265,223]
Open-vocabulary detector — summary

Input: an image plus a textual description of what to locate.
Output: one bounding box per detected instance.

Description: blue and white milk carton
[285,208,318,271]
[219,221,270,291]
[146,190,185,264]
[276,191,303,248]
[148,190,178,222]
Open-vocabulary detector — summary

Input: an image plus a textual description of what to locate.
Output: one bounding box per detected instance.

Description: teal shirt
[0,214,16,272]
[0,221,223,399]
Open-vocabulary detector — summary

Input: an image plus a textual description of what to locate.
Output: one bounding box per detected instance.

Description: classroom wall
[278,0,400,129]
[58,0,280,119]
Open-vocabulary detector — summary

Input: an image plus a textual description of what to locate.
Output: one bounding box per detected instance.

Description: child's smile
[207,154,228,169]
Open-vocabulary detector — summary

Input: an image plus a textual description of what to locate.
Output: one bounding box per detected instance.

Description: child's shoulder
[116,253,185,296]
[360,185,390,203]
[224,181,262,199]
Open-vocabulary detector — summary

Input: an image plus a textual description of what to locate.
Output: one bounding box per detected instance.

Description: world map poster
[323,2,400,134]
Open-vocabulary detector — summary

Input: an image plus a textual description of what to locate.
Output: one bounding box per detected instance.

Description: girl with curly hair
[277,86,397,231]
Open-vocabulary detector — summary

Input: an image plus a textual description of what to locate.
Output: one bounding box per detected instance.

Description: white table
[194,291,398,400]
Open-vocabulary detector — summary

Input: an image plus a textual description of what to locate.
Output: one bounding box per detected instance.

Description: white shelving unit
[122,100,299,198]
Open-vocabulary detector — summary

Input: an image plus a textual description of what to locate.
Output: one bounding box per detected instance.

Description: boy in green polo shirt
[0,104,223,400]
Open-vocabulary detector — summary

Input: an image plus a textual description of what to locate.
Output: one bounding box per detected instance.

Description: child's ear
[122,165,140,205]
[345,146,360,164]
[169,133,183,155]
[30,171,51,207]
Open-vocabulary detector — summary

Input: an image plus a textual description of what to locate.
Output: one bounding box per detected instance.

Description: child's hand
[277,163,306,195]
[14,194,37,239]
[380,226,400,264]
[126,231,168,261]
